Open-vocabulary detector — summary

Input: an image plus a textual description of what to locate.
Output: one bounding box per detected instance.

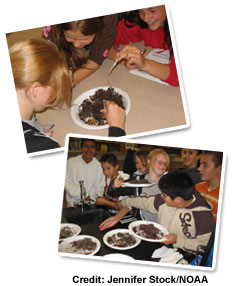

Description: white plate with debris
[129,220,169,242]
[103,228,140,250]
[58,235,101,255]
[70,86,131,130]
[59,223,81,241]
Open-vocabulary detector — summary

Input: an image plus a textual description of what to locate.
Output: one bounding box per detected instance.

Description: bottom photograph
[58,135,225,270]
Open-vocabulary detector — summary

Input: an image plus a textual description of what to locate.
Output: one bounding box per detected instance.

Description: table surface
[79,221,164,262]
[61,206,165,263]
[37,52,187,147]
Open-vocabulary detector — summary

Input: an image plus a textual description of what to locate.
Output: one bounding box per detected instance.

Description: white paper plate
[129,220,169,242]
[103,253,134,261]
[103,228,140,250]
[59,223,81,240]
[70,86,131,130]
[58,235,101,255]
[123,182,155,188]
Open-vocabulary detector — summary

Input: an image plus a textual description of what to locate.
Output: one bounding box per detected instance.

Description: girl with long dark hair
[42,15,118,86]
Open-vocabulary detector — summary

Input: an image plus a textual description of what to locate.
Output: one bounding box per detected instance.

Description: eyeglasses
[157,160,168,167]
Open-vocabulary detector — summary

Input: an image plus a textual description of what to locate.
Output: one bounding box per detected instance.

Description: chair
[189,227,215,267]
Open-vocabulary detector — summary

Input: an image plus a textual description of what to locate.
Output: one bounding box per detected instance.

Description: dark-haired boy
[99,153,120,200]
[100,171,215,252]
[196,151,223,222]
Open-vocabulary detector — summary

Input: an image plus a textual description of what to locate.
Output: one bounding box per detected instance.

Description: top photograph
[6,4,188,155]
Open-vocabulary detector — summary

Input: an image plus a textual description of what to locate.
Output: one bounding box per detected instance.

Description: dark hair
[183,148,202,156]
[49,17,104,71]
[133,150,149,167]
[201,151,223,167]
[100,153,119,167]
[121,7,173,58]
[80,139,96,148]
[158,171,195,200]
[183,148,202,167]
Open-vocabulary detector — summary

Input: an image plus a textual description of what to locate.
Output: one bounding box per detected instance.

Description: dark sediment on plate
[129,179,150,184]
[78,87,125,126]
[107,232,136,247]
[133,224,163,240]
[69,238,97,254]
[60,226,74,239]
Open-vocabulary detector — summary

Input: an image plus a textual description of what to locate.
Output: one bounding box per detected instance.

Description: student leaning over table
[108,5,179,86]
[100,171,215,252]
[9,39,125,155]
[9,39,71,154]
[42,15,118,86]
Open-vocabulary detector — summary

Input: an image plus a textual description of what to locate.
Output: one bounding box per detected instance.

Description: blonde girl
[9,38,71,153]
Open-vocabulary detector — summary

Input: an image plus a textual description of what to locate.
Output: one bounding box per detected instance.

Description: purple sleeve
[154,194,165,211]
[193,211,215,236]
[89,14,118,65]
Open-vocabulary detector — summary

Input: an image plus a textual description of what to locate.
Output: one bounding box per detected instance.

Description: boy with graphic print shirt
[99,171,215,252]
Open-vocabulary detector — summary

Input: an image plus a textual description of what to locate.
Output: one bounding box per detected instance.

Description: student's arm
[107,183,135,198]
[72,59,100,86]
[100,100,126,136]
[115,45,179,86]
[99,206,130,231]
[108,127,126,137]
[89,15,118,65]
[115,45,170,81]
[108,46,127,68]
[121,195,157,213]
[108,46,119,61]
[95,197,117,208]
[169,232,212,252]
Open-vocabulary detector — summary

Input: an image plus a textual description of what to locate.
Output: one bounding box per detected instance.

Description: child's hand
[100,100,126,130]
[114,201,122,209]
[44,129,54,137]
[99,216,119,231]
[162,234,177,245]
[113,177,125,188]
[116,45,146,70]
[43,123,55,137]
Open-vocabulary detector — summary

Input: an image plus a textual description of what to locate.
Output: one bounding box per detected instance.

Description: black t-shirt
[22,122,60,154]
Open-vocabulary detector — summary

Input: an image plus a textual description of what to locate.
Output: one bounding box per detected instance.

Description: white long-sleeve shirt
[65,155,105,207]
